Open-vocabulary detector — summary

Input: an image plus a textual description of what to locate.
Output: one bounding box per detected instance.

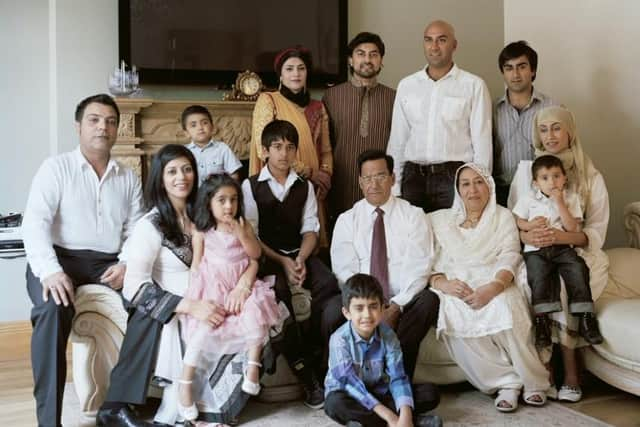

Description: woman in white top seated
[98,145,258,427]
[428,163,549,412]
[508,106,610,402]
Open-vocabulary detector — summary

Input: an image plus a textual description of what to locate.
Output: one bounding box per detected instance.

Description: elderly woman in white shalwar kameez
[428,163,549,412]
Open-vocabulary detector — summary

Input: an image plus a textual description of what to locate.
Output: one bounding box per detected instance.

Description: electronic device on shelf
[0,212,22,228]
[0,212,24,254]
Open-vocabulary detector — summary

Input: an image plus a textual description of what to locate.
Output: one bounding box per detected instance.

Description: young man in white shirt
[387,20,492,213]
[330,149,440,412]
[22,94,143,427]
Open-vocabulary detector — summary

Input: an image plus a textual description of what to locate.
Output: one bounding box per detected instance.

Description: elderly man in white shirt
[387,19,492,213]
[331,150,439,395]
[22,94,143,427]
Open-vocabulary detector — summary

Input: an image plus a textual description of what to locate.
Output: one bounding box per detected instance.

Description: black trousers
[397,288,440,379]
[495,183,510,208]
[325,383,440,427]
[261,254,343,382]
[322,287,440,380]
[26,246,118,427]
[401,161,464,214]
[524,245,594,314]
[103,309,164,404]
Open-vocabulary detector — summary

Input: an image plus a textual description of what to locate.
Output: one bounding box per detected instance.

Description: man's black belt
[405,161,465,175]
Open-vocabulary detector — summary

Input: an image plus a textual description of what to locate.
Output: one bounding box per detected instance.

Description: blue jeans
[524,245,594,314]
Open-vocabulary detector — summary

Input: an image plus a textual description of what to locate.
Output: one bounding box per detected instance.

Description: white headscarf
[431,163,517,266]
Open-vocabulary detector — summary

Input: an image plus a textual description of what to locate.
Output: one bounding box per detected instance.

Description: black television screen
[119,0,348,88]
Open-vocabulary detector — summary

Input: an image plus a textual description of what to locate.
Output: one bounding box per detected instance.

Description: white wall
[0,0,118,321]
[504,0,640,248]
[56,0,119,152]
[350,0,505,96]
[0,0,51,322]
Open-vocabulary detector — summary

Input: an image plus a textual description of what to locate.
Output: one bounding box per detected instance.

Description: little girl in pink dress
[178,173,280,424]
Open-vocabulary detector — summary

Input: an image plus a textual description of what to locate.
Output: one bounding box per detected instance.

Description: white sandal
[178,379,199,421]
[523,390,547,406]
[494,388,519,413]
[242,360,262,396]
[558,384,582,402]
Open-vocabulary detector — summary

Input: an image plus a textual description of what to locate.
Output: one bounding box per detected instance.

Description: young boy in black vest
[241,119,343,409]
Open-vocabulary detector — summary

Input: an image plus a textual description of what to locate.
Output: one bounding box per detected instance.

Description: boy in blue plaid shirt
[324,274,442,427]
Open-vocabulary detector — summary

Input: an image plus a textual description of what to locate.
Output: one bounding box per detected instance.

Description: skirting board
[0,320,32,362]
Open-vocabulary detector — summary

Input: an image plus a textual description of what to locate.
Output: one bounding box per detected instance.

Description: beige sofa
[71,203,640,422]
[581,202,640,396]
[70,285,128,425]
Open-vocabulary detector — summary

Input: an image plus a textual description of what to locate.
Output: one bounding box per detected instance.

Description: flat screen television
[119,0,348,88]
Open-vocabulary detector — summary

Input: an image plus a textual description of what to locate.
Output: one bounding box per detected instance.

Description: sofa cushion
[593,297,640,370]
[604,248,640,298]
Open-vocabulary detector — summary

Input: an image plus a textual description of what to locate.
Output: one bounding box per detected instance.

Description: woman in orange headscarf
[249,46,333,247]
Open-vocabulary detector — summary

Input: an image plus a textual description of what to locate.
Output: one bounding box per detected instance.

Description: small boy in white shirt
[513,155,603,347]
[181,105,242,185]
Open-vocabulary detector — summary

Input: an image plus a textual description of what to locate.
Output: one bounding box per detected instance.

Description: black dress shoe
[534,314,552,347]
[96,406,153,427]
[578,312,604,345]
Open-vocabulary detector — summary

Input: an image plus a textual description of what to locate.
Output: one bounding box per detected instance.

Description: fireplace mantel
[114,97,255,181]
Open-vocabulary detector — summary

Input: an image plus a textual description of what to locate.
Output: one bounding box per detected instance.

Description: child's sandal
[242,360,262,396]
[178,379,199,421]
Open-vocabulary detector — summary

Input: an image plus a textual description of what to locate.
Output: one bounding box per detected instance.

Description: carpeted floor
[62,383,611,427]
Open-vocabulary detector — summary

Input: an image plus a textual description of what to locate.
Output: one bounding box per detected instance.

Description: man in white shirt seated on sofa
[386,19,492,213]
[329,149,441,412]
[22,93,143,427]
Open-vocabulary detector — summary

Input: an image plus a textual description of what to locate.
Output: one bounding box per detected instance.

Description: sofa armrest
[70,285,128,420]
[624,201,640,249]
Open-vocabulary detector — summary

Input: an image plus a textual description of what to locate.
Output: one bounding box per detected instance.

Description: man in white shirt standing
[22,94,143,427]
[330,149,440,412]
[387,20,492,213]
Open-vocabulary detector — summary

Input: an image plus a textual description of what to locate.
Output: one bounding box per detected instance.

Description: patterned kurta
[322,81,395,220]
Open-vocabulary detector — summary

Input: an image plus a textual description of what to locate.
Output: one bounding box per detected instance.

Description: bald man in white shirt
[22,94,143,427]
[387,20,492,213]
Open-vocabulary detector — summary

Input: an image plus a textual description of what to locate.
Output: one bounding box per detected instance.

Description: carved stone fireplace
[114,97,255,181]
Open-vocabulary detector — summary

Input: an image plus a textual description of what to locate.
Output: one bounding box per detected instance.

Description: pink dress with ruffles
[182,228,279,357]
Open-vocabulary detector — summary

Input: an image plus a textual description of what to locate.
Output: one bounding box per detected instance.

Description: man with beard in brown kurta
[323,32,396,224]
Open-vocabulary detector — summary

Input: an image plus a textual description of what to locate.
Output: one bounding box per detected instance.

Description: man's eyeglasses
[360,172,389,184]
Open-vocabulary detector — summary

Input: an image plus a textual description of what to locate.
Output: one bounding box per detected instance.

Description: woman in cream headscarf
[429,163,549,412]
[509,106,610,402]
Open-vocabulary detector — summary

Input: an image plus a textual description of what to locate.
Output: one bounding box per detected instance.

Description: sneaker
[534,314,552,347]
[578,312,604,345]
[302,377,325,409]
[558,384,582,402]
[415,414,444,427]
